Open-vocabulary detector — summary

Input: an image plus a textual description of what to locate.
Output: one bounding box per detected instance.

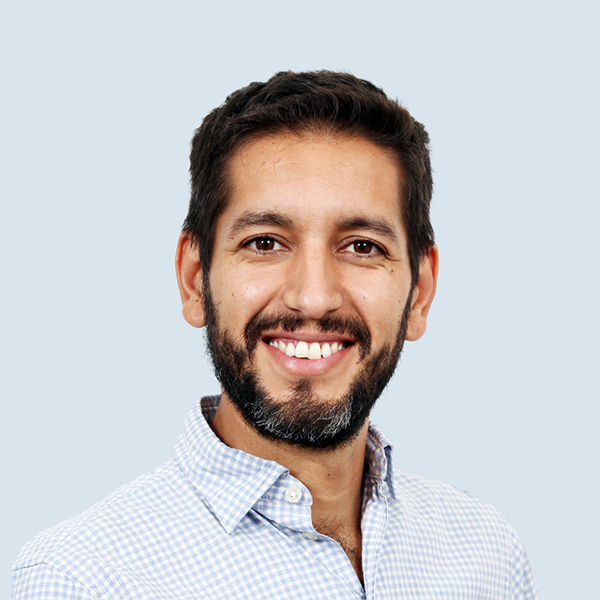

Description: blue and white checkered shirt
[13,396,537,599]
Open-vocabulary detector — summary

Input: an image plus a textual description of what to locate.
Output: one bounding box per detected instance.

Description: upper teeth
[269,340,345,359]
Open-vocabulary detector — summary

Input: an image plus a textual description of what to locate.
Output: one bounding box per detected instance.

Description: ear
[175,233,206,328]
[405,244,439,342]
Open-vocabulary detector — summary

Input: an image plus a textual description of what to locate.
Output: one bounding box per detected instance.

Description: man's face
[203,133,419,447]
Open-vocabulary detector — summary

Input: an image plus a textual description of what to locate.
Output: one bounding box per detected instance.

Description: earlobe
[405,244,439,342]
[175,233,206,328]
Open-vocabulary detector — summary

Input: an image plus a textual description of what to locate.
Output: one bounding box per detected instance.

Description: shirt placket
[361,479,390,600]
[253,474,366,598]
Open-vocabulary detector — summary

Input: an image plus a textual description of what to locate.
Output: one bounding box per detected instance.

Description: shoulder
[383,470,537,597]
[390,469,517,542]
[390,471,533,585]
[12,458,185,596]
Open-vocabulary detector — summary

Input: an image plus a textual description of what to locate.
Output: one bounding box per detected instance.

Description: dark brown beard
[202,277,413,449]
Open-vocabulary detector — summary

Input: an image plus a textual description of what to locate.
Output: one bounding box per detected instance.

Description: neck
[210,392,367,579]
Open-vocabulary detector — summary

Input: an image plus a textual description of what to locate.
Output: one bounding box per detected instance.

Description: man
[13,71,537,599]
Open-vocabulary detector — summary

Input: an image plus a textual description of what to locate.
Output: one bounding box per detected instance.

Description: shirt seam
[13,561,99,599]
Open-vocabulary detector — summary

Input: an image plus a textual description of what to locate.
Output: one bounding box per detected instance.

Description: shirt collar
[174,396,396,533]
[174,396,288,533]
[364,419,396,500]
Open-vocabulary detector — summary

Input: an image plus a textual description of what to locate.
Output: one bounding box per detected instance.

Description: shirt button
[285,486,302,503]
[301,532,318,541]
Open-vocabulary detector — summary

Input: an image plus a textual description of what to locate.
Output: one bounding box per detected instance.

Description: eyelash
[343,239,385,257]
[243,236,385,257]
[244,236,285,254]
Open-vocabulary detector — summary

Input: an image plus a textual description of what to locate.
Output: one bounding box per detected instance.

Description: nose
[281,247,343,320]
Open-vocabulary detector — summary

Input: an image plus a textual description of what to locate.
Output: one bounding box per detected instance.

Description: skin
[176,132,438,585]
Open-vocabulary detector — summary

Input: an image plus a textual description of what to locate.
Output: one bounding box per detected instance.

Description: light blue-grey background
[1,2,598,598]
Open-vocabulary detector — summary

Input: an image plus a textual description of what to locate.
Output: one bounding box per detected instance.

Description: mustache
[244,311,372,359]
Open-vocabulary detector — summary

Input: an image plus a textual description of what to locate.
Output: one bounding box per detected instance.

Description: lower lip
[263,341,353,376]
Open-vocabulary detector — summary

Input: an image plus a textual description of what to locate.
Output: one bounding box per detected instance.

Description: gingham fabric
[13,396,537,599]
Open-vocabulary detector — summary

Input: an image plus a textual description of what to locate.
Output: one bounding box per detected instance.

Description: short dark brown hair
[183,70,434,283]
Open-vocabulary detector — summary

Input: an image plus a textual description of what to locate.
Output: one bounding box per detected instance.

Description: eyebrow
[227,210,400,243]
[227,210,293,239]
[334,216,400,242]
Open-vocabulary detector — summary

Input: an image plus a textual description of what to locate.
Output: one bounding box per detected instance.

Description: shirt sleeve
[12,563,97,600]
[509,536,538,599]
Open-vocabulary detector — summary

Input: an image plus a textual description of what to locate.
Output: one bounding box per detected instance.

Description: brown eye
[353,240,374,254]
[254,238,275,251]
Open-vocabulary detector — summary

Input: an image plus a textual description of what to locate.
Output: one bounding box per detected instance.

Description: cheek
[211,268,280,316]
[241,280,271,305]
[347,276,410,332]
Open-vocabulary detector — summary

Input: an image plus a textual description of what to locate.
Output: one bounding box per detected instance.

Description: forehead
[223,132,404,230]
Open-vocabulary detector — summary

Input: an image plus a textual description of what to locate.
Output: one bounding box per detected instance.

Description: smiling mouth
[266,338,351,360]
